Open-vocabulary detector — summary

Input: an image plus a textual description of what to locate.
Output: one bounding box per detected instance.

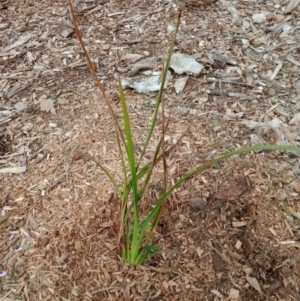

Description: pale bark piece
[128,57,160,76]
[213,176,251,201]
[170,53,203,76]
[40,98,56,114]
[232,221,248,227]
[0,166,26,174]
[285,0,300,13]
[242,117,284,130]
[4,33,33,51]
[252,12,270,23]
[121,53,143,64]
[121,71,171,94]
[14,102,28,112]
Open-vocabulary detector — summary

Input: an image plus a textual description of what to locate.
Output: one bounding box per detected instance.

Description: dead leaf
[212,253,226,272]
[265,280,282,295]
[40,98,56,114]
[211,290,225,299]
[0,210,13,224]
[213,176,251,201]
[246,276,262,293]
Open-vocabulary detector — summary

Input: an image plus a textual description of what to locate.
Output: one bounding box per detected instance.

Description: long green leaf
[138,137,163,199]
[116,131,129,247]
[118,78,140,261]
[81,153,122,197]
[140,145,300,237]
[136,13,181,170]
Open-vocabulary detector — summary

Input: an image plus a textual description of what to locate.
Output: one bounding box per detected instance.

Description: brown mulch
[0,0,300,300]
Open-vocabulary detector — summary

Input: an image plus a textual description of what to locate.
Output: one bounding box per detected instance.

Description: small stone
[188,196,207,210]
[72,150,82,161]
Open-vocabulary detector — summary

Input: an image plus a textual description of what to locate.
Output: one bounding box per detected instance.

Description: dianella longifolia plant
[68,0,300,265]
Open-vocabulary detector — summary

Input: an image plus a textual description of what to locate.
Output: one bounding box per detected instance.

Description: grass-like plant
[68,0,300,265]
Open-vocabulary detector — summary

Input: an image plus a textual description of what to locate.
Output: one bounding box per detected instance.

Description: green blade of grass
[136,12,181,170]
[118,78,140,262]
[140,144,300,237]
[117,137,129,248]
[146,115,170,245]
[81,153,122,197]
[138,137,163,199]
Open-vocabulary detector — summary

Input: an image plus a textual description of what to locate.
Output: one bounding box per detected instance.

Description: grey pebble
[189,196,207,210]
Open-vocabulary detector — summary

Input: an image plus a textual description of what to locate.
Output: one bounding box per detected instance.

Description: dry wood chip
[40,98,56,114]
[0,166,26,174]
[123,281,133,301]
[232,221,247,228]
[0,210,13,224]
[187,0,218,7]
[210,53,238,66]
[4,83,30,98]
[229,288,240,299]
[235,239,242,250]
